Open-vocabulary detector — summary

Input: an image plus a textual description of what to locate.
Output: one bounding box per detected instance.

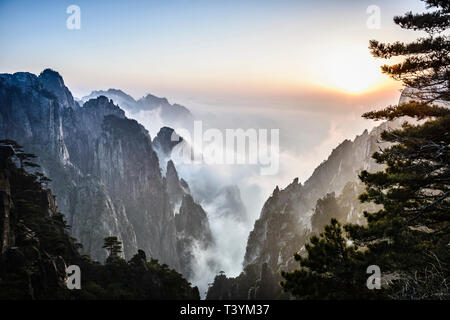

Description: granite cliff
[0,69,212,280]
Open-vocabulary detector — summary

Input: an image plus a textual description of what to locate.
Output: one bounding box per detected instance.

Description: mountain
[175,194,215,280]
[243,120,399,268]
[0,69,212,280]
[207,118,403,299]
[153,127,184,158]
[152,126,189,172]
[164,159,215,279]
[0,146,199,299]
[82,89,136,111]
[152,126,248,222]
[81,89,194,133]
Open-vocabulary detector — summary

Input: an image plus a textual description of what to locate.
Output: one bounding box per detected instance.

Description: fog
[114,85,402,297]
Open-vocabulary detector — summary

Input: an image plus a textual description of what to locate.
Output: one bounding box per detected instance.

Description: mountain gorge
[206,117,402,299]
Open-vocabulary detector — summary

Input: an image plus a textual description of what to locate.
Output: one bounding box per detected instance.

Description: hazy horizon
[1,0,426,100]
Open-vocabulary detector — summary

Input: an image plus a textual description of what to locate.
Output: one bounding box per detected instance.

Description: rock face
[152,126,189,172]
[243,178,309,275]
[243,120,400,271]
[175,194,214,279]
[38,69,79,109]
[153,127,184,159]
[161,159,214,278]
[0,148,200,299]
[165,160,188,209]
[0,145,78,299]
[0,146,14,254]
[0,69,211,277]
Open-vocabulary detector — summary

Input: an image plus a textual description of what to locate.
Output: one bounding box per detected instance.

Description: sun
[327,54,383,94]
[314,46,385,94]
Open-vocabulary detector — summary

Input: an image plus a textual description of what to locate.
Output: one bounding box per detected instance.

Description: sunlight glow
[315,46,386,94]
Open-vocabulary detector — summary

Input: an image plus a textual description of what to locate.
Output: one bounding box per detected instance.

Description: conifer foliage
[0,142,199,300]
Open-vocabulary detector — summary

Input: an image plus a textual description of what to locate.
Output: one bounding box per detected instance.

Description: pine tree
[0,140,40,170]
[350,0,449,279]
[281,219,384,299]
[369,0,449,103]
[102,236,123,258]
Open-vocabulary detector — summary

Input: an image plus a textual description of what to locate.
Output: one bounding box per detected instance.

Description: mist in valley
[116,86,400,295]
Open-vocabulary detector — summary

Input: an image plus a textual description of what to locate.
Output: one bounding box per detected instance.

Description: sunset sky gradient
[0,0,426,102]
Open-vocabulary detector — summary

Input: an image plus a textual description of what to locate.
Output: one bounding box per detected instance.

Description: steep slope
[175,194,215,279]
[0,146,199,300]
[207,118,402,299]
[163,159,215,278]
[243,120,400,269]
[0,69,212,278]
[153,127,184,160]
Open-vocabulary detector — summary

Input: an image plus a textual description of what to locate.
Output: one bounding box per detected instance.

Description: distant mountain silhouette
[81,89,194,133]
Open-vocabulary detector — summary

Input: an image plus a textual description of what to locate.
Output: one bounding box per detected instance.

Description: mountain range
[80,89,194,135]
[0,68,423,299]
[0,69,212,281]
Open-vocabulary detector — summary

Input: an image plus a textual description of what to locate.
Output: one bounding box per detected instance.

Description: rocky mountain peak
[80,88,195,136]
[39,68,64,86]
[139,93,169,107]
[285,178,301,192]
[153,127,183,157]
[165,160,191,215]
[175,193,215,279]
[38,69,77,109]
[104,88,128,96]
[166,159,178,178]
[0,72,40,93]
[83,89,137,110]
[83,96,126,119]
